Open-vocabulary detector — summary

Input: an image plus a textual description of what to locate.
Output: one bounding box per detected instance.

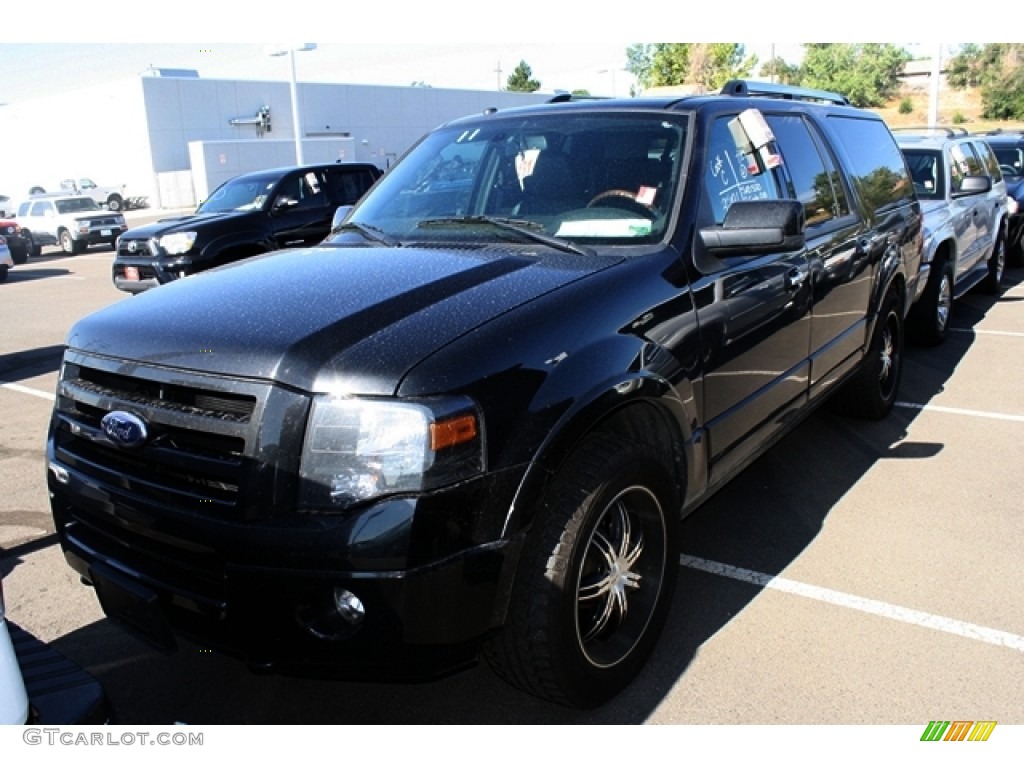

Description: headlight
[158,231,198,255]
[1008,197,1019,215]
[298,396,484,511]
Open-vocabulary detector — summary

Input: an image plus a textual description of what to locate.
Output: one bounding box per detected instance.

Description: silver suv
[15,194,127,256]
[896,128,1008,344]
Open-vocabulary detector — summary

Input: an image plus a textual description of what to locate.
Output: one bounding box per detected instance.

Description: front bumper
[111,255,190,293]
[48,459,523,681]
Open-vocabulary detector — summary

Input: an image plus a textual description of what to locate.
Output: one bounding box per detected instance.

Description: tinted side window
[992,145,1024,174]
[826,116,913,215]
[326,167,377,205]
[766,114,850,229]
[952,142,984,181]
[702,115,781,224]
[973,141,1002,181]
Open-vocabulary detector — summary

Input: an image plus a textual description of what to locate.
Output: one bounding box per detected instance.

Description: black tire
[59,229,83,255]
[0,265,8,283]
[1009,236,1024,268]
[10,244,28,265]
[24,232,41,259]
[909,257,953,346]
[836,288,904,420]
[485,433,680,707]
[981,233,1005,295]
[106,194,123,212]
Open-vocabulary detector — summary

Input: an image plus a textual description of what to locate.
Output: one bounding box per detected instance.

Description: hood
[120,210,251,238]
[67,244,620,394]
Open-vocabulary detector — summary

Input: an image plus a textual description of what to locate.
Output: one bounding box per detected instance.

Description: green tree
[506,60,541,92]
[948,44,1024,120]
[798,43,911,107]
[758,57,800,85]
[625,43,756,91]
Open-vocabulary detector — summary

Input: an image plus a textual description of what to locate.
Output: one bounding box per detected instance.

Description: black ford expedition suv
[47,81,921,708]
[112,162,381,293]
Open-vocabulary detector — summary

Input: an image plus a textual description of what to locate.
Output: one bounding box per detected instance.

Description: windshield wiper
[416,216,592,257]
[331,221,402,247]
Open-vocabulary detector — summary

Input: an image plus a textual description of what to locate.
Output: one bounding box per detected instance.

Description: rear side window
[826,116,913,215]
[326,167,378,205]
[765,114,851,229]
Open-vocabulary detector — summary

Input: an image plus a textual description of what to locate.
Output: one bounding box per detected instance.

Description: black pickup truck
[112,162,381,293]
[48,81,921,708]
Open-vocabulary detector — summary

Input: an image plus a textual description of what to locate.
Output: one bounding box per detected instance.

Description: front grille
[116,238,153,257]
[50,352,310,595]
[54,370,254,519]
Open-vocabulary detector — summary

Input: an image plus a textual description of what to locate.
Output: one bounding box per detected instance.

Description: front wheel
[909,258,953,346]
[59,229,79,255]
[485,434,680,707]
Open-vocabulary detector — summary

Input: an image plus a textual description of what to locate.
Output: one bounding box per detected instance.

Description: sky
[0,42,810,106]
[2,2,944,106]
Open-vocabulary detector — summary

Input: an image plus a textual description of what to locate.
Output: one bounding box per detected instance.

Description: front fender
[502,340,698,539]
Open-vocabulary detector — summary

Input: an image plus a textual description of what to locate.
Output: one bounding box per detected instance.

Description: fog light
[295,587,366,641]
[334,589,365,625]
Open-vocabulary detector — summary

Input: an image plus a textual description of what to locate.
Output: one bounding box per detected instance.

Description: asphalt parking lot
[1,219,1022,725]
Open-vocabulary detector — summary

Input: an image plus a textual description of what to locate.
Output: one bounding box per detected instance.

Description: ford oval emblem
[100,411,149,449]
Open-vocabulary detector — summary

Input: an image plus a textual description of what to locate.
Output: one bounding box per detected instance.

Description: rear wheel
[24,231,41,258]
[106,194,123,212]
[485,433,680,708]
[835,288,904,420]
[982,234,1005,294]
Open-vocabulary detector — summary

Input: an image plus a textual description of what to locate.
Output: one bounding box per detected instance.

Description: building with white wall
[0,72,552,209]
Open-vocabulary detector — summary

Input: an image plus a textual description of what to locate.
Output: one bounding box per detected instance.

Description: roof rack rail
[546,93,609,103]
[971,128,1024,136]
[890,125,968,138]
[720,79,850,106]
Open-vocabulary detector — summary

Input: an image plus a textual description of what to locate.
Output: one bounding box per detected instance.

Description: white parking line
[680,555,1024,653]
[949,327,1024,338]
[0,382,55,401]
[895,401,1024,423]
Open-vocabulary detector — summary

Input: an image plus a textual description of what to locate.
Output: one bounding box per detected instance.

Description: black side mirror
[699,200,806,257]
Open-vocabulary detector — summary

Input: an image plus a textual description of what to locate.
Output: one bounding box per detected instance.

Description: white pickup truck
[27,178,147,211]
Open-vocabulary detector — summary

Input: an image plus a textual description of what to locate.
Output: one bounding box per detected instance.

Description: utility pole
[928,44,941,128]
[495,61,503,91]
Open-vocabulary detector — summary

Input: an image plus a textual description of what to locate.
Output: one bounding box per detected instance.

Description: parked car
[15,193,127,255]
[0,235,12,283]
[1,218,32,264]
[895,128,1008,344]
[47,81,920,708]
[0,194,11,218]
[0,574,109,724]
[973,130,1024,265]
[111,162,382,293]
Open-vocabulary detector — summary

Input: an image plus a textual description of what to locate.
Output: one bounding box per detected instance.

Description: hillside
[879,82,1024,132]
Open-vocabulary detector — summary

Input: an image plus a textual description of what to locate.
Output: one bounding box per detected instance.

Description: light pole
[267,44,317,164]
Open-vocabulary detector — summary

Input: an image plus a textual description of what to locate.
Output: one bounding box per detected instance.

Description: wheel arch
[502,372,695,542]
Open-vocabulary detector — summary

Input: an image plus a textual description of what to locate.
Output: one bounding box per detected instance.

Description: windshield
[336,111,688,247]
[55,198,100,214]
[198,174,280,213]
[902,149,945,201]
